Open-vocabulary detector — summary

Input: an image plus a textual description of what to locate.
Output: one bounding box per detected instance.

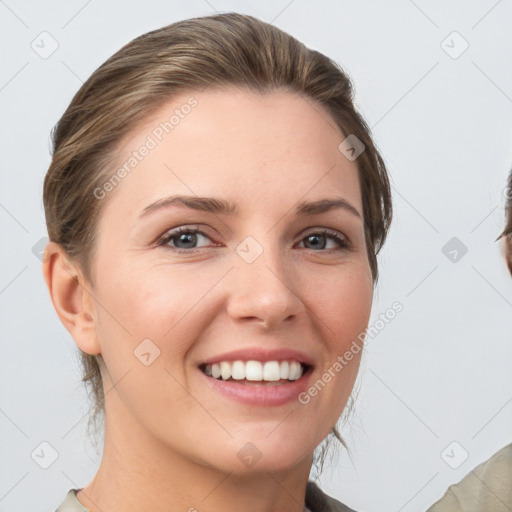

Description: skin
[43,88,374,512]
[505,238,512,273]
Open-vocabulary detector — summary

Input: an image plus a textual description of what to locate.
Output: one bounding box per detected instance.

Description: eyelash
[156,226,351,254]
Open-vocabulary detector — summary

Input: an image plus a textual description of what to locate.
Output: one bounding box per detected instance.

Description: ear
[42,241,101,355]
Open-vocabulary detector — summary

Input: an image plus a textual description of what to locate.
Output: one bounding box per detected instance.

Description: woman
[42,13,392,512]
[426,171,512,511]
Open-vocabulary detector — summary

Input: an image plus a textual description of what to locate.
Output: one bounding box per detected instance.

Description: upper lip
[200,347,315,367]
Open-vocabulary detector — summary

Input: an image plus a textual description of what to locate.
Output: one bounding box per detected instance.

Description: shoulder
[427,442,512,512]
[306,480,358,512]
[54,489,90,512]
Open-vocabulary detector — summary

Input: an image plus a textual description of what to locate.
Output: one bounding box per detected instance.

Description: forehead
[99,88,362,220]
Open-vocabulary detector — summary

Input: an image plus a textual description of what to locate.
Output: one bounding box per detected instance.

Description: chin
[210,431,314,475]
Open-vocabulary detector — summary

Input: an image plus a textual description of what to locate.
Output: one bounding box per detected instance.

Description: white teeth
[220,361,231,380]
[245,360,263,381]
[263,361,280,381]
[289,361,302,380]
[231,360,245,380]
[279,361,289,379]
[202,360,306,382]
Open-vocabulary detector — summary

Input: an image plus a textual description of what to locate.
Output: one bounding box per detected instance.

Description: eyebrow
[139,195,361,219]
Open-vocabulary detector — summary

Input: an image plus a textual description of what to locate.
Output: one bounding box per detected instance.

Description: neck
[77,404,313,512]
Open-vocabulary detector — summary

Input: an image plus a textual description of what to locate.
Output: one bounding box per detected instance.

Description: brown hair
[500,168,512,273]
[43,12,392,468]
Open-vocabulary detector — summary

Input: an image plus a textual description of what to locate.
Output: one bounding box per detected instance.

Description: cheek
[306,265,372,409]
[91,263,212,420]
[94,259,226,363]
[309,264,373,344]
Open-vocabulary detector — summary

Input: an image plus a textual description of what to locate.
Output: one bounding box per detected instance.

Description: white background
[1,1,512,511]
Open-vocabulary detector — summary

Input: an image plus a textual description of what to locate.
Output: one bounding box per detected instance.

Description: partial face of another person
[80,88,374,473]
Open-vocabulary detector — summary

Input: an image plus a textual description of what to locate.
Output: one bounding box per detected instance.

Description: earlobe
[42,241,101,355]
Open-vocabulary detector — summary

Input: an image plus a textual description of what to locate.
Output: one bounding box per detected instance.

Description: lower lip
[199,366,313,406]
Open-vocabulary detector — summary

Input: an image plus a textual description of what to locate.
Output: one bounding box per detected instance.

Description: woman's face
[85,88,373,473]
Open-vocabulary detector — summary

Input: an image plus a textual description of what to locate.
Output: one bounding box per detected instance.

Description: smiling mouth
[199,360,311,384]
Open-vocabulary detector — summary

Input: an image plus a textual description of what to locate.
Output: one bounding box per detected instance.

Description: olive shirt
[427,443,512,512]
[55,480,356,512]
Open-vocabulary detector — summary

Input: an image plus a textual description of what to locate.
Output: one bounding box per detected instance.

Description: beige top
[427,443,512,511]
[55,480,356,512]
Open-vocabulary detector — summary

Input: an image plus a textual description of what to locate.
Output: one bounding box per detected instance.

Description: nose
[226,243,306,330]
